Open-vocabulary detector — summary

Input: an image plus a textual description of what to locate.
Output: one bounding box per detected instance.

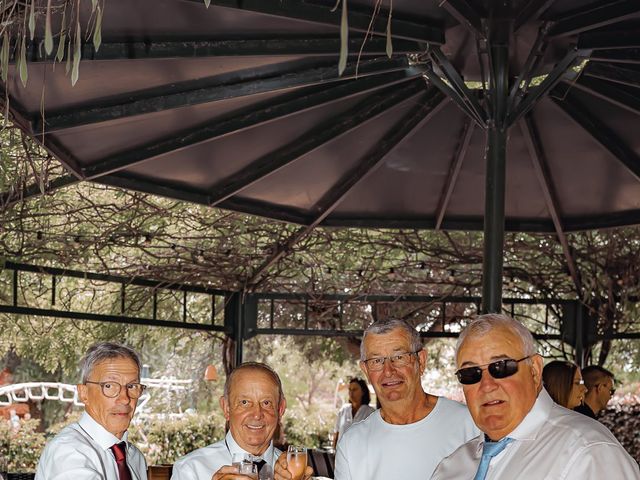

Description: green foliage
[130,413,226,465]
[0,419,47,471]
[283,406,332,449]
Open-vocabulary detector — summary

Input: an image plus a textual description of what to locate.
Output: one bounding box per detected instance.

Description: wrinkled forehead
[457,326,526,364]
[364,328,412,354]
[91,356,140,377]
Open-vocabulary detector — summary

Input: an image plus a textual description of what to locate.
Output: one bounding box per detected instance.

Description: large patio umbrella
[2,0,640,312]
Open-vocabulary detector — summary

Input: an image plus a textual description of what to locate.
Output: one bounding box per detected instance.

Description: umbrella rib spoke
[519,116,582,296]
[435,119,474,230]
[551,89,640,182]
[207,78,427,207]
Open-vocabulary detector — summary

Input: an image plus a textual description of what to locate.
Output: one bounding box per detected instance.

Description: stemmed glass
[286,446,308,480]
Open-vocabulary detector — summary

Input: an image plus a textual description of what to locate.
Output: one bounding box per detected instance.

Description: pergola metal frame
[3,261,639,366]
[2,0,640,336]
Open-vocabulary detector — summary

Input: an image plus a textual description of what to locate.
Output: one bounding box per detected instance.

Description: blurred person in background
[542,360,587,409]
[574,365,616,419]
[332,378,375,449]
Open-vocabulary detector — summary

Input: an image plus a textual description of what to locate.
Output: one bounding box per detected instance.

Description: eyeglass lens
[87,381,145,398]
[456,358,521,385]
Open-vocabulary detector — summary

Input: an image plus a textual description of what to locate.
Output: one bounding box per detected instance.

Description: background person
[36,342,148,480]
[430,314,639,480]
[332,378,375,449]
[574,365,616,419]
[335,318,478,480]
[542,360,587,409]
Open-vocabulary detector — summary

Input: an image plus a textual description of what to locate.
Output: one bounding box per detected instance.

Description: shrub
[283,407,332,449]
[600,403,640,463]
[0,420,47,471]
[129,412,226,465]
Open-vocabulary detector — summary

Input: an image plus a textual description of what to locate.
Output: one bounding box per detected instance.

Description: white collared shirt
[430,389,640,479]
[35,412,147,480]
[171,431,281,480]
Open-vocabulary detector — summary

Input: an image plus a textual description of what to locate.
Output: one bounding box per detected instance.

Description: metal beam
[320,211,640,231]
[584,62,640,89]
[482,1,511,313]
[4,261,227,295]
[514,0,556,31]
[0,305,226,331]
[435,119,475,230]
[182,0,444,44]
[519,116,582,295]
[245,89,448,288]
[11,37,426,63]
[507,24,550,114]
[578,30,640,50]
[589,48,640,64]
[549,0,640,38]
[310,89,447,224]
[506,48,587,126]
[208,78,427,206]
[552,88,640,182]
[439,0,485,39]
[429,47,487,126]
[96,174,212,207]
[568,76,640,116]
[81,70,422,179]
[36,56,413,133]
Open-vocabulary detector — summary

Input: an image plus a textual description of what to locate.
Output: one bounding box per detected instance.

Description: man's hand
[211,465,258,480]
[274,454,314,480]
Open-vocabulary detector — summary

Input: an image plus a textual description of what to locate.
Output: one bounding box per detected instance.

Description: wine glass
[286,446,308,480]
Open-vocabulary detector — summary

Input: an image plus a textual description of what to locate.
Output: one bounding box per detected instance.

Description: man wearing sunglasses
[574,365,616,419]
[334,318,478,480]
[430,314,639,479]
[36,342,148,480]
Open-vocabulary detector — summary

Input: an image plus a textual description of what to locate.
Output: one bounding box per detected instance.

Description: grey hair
[360,318,423,360]
[80,342,142,383]
[224,362,285,403]
[455,313,537,358]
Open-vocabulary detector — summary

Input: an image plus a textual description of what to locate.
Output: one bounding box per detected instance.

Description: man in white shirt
[36,342,148,480]
[172,362,312,480]
[334,318,478,480]
[430,313,640,480]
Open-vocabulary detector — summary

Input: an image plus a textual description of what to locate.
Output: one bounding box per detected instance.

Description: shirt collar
[226,430,276,464]
[507,388,553,441]
[78,411,129,450]
[473,388,553,454]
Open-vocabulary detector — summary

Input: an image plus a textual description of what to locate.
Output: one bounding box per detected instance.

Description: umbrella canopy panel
[2,0,640,233]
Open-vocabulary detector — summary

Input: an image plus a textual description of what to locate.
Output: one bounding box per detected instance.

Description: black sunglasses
[456,356,531,385]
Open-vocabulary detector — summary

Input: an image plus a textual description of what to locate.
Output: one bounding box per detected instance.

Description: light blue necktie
[473,437,514,480]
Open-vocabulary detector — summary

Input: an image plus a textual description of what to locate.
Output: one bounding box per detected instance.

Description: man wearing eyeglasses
[574,365,616,419]
[430,314,639,480]
[36,342,147,480]
[334,318,478,480]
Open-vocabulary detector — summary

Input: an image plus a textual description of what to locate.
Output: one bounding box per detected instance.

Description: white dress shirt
[430,388,640,479]
[35,412,147,480]
[171,430,281,480]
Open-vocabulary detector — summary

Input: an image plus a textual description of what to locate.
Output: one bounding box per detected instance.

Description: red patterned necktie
[110,442,133,480]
